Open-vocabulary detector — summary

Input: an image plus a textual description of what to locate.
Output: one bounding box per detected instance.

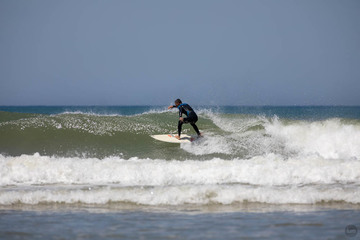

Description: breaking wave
[1,107,360,206]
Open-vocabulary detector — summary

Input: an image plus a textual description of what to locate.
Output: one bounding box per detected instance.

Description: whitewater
[0,106,360,206]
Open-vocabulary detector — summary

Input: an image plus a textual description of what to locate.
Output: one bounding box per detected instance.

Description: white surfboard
[151,134,196,143]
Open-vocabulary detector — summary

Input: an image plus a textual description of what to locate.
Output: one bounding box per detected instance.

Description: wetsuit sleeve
[178,106,183,117]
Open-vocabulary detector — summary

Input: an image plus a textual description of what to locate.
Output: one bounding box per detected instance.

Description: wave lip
[1,153,360,206]
[54,107,169,117]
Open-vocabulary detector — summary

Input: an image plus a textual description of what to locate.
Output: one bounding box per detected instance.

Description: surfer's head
[175,99,182,106]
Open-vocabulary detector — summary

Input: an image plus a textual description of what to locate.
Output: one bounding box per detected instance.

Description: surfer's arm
[178,107,183,117]
[168,105,176,109]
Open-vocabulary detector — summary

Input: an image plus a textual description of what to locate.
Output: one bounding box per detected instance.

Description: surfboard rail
[151,134,195,143]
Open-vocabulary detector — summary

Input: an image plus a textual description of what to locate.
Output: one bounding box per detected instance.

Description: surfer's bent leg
[188,113,200,136]
[181,114,200,136]
[190,123,201,136]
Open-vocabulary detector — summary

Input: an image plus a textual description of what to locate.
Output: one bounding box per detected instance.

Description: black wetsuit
[174,103,201,137]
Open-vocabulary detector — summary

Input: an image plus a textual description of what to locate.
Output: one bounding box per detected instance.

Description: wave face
[0,106,360,206]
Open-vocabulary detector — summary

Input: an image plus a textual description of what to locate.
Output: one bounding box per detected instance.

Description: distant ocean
[1,106,360,239]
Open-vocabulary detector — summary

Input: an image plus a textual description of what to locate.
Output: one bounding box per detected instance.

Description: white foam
[1,153,360,205]
[265,118,360,159]
[180,135,233,155]
[200,112,360,160]
[181,113,276,157]
[2,153,359,186]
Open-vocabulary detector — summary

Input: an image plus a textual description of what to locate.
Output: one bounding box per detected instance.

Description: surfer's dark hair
[175,99,182,104]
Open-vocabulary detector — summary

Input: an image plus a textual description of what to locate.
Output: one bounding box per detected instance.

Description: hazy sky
[1,0,359,106]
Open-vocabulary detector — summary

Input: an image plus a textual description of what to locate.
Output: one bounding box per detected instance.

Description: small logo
[345,225,358,237]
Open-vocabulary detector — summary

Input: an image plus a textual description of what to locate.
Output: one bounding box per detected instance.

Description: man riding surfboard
[168,99,201,140]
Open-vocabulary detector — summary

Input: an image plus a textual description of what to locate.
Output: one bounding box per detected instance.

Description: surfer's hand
[179,117,184,122]
[168,105,173,109]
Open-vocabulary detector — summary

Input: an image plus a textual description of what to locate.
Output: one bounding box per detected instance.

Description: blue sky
[1,0,359,106]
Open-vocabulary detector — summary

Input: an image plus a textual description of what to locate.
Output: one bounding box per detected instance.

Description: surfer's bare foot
[175,135,181,140]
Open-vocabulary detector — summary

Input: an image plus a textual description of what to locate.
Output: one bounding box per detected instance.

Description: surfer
[168,99,201,140]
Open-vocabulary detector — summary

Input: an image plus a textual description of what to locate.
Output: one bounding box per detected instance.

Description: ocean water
[1,105,360,239]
